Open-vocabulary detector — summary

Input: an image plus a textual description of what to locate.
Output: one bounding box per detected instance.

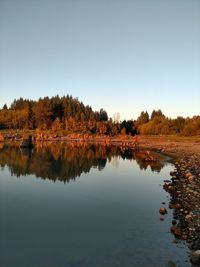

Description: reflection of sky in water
[111,156,120,169]
[0,146,190,267]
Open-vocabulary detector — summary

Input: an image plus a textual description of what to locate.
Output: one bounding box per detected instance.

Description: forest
[0,95,199,136]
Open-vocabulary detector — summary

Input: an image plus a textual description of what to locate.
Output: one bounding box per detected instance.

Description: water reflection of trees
[0,143,166,183]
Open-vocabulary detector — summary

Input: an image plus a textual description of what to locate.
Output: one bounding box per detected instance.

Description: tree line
[135,110,200,136]
[0,96,199,136]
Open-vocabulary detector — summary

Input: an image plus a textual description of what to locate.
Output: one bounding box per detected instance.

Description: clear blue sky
[0,0,199,120]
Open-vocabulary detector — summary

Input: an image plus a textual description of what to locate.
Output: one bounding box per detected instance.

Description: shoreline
[139,138,200,266]
[141,139,200,265]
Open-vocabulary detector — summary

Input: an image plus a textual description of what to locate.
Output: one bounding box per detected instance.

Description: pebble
[159,207,167,215]
[172,220,177,225]
[185,214,193,222]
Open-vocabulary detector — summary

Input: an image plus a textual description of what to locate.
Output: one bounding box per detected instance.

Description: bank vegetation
[0,96,199,136]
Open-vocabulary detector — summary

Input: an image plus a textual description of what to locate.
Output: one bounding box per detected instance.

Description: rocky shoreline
[139,136,200,265]
[163,152,200,266]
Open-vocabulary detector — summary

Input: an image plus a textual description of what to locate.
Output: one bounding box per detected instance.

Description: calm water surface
[0,144,190,267]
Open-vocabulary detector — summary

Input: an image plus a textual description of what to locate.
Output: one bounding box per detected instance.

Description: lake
[0,143,190,267]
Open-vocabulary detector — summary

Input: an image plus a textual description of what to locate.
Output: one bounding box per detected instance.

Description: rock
[171,226,182,238]
[191,250,200,265]
[188,175,195,180]
[172,220,177,226]
[185,214,193,222]
[185,172,192,178]
[170,226,176,234]
[174,227,182,238]
[175,203,182,209]
[159,207,167,215]
[168,186,173,191]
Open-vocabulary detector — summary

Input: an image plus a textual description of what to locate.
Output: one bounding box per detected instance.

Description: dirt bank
[138,135,200,159]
